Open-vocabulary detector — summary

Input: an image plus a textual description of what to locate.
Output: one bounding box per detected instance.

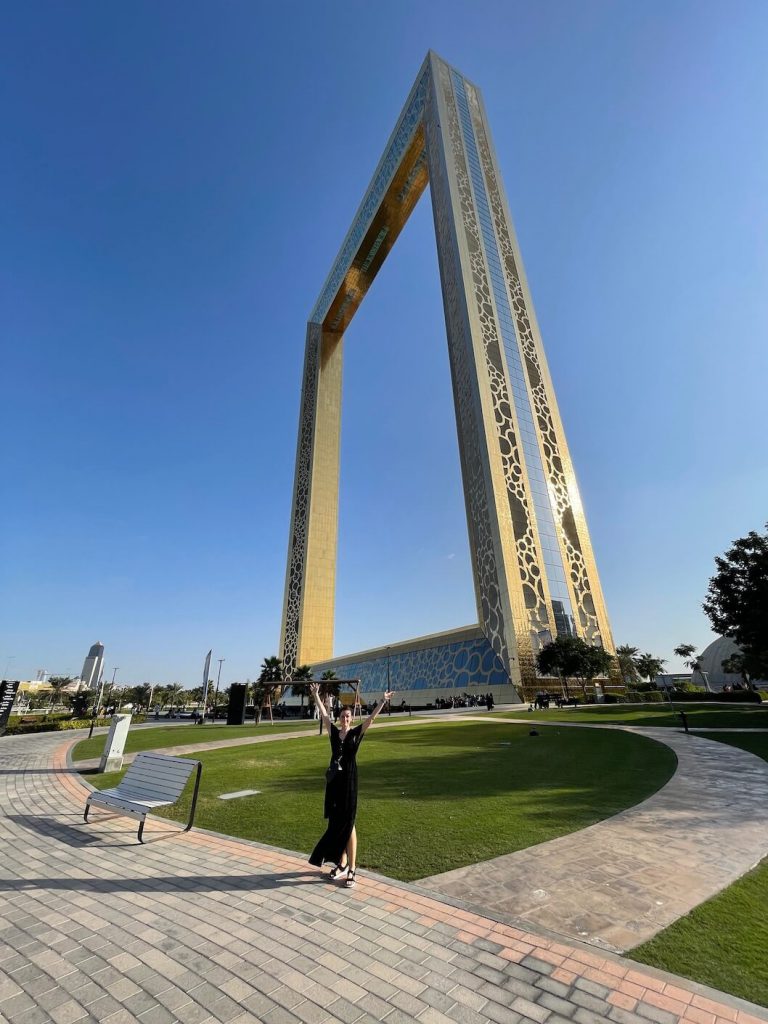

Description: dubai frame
[280,53,614,701]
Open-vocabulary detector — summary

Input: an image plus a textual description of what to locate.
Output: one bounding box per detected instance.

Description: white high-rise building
[80,642,105,690]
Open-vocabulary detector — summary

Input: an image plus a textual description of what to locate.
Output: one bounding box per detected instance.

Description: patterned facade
[310,628,511,697]
[280,53,614,697]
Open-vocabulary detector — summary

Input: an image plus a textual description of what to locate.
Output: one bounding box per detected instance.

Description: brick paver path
[1,731,767,1024]
[420,726,768,952]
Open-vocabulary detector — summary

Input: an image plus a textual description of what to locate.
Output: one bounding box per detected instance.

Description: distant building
[695,636,766,691]
[80,642,105,690]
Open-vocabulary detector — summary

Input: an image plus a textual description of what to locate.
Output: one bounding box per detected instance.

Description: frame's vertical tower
[280,53,614,692]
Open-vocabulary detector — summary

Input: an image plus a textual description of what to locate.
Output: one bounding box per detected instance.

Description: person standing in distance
[308,683,393,887]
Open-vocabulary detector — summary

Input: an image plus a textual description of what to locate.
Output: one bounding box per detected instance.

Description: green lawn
[86,721,675,881]
[495,703,768,729]
[71,719,318,761]
[629,731,768,1008]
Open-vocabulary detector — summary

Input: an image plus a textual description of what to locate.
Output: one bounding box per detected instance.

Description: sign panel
[98,714,132,773]
[0,680,21,735]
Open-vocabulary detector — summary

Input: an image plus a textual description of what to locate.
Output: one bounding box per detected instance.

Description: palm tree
[634,653,666,685]
[319,669,340,700]
[166,683,184,710]
[317,670,340,735]
[47,676,71,713]
[615,645,639,685]
[47,675,69,708]
[258,656,283,682]
[290,664,313,712]
[257,655,284,712]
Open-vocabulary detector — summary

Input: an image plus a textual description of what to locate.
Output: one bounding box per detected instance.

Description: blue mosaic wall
[323,635,510,694]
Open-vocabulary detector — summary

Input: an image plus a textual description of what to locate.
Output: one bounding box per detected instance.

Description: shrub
[626,691,665,704]
[602,693,620,704]
[670,690,763,705]
[4,715,146,735]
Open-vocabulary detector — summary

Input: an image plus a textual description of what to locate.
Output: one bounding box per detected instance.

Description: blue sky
[2,1,766,686]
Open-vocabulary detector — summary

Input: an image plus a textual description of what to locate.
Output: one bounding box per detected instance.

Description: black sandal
[344,869,356,888]
[329,863,348,880]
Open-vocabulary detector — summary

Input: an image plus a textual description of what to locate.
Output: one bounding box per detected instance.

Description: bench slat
[92,794,170,810]
[123,763,195,780]
[132,753,197,769]
[121,766,193,782]
[121,767,195,784]
[116,783,187,799]
[115,784,185,801]
[118,770,192,787]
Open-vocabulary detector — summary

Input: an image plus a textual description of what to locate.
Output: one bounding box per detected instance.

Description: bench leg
[184,762,203,833]
[137,815,147,843]
[84,800,91,823]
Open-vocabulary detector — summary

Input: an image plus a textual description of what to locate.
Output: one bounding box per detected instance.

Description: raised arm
[309,683,332,729]
[361,691,393,735]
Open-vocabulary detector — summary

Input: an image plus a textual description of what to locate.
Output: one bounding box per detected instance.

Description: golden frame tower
[280,53,614,697]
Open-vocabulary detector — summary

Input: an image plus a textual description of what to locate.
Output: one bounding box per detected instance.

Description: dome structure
[695,636,748,690]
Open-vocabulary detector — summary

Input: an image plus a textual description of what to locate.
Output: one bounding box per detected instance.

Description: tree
[536,635,610,699]
[257,655,285,714]
[70,693,90,719]
[721,652,750,685]
[615,645,639,685]
[258,656,283,682]
[319,669,340,699]
[673,644,701,673]
[166,683,184,709]
[47,677,71,711]
[703,522,768,680]
[128,684,151,711]
[290,665,313,711]
[633,653,666,685]
[580,645,615,698]
[316,671,341,734]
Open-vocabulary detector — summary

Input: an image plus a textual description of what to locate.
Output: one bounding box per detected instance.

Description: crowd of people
[433,692,495,710]
[530,690,577,709]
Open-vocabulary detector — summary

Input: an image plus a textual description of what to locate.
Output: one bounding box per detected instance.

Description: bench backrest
[117,752,198,804]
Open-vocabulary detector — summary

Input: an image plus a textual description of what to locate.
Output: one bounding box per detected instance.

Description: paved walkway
[419,724,768,952]
[1,732,767,1024]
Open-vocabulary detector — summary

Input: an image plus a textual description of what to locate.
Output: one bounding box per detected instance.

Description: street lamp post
[105,667,119,714]
[88,666,116,739]
[214,659,225,721]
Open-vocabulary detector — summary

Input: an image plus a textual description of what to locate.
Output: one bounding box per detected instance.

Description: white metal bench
[83,751,203,842]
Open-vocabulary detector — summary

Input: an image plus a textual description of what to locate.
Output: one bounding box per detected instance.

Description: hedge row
[626,690,765,706]
[4,715,146,735]
[667,690,764,705]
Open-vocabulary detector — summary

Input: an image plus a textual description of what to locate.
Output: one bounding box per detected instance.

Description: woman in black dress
[308,683,393,887]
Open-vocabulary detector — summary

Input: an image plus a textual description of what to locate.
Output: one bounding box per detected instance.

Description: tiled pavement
[1,732,767,1024]
[419,726,768,952]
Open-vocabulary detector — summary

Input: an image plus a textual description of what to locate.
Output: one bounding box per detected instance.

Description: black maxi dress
[309,722,363,867]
